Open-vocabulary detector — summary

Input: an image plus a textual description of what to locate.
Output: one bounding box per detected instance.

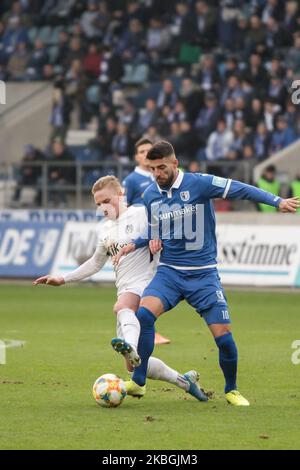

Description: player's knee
[136,307,156,328]
[113,302,120,315]
[215,332,237,358]
[210,323,231,338]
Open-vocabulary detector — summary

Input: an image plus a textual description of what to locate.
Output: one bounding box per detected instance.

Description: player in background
[123,138,171,346]
[114,141,300,406]
[34,176,207,402]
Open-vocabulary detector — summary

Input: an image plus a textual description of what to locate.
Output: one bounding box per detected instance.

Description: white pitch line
[2,339,26,348]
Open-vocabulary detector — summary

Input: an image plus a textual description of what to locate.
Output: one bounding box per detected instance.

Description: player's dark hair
[146,141,175,160]
[135,138,153,152]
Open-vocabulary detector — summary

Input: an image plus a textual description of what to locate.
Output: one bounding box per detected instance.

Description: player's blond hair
[92,175,122,195]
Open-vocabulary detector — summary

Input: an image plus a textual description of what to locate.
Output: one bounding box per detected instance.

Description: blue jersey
[135,171,282,269]
[123,168,154,206]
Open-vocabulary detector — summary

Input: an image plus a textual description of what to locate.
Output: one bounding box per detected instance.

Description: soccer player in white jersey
[34,175,207,401]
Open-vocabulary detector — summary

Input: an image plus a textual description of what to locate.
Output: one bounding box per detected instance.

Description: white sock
[116,318,123,339]
[147,357,189,391]
[117,308,140,350]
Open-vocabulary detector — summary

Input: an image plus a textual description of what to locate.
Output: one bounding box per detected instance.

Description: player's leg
[132,266,184,388]
[146,357,208,401]
[154,332,171,345]
[185,269,249,406]
[112,292,141,367]
[206,316,249,406]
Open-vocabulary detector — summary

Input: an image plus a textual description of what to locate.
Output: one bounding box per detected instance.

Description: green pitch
[0,284,300,450]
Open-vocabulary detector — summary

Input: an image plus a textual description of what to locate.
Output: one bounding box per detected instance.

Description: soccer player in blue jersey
[114,140,300,406]
[123,138,154,206]
[123,138,171,346]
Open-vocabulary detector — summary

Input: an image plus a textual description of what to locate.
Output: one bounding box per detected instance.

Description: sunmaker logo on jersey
[148,203,205,250]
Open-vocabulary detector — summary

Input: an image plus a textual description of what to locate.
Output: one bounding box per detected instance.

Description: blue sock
[215,332,238,394]
[132,307,156,386]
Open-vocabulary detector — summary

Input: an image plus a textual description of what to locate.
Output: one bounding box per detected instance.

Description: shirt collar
[135,167,153,178]
[156,170,184,197]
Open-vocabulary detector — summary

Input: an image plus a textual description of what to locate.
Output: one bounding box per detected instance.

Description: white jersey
[63,206,155,297]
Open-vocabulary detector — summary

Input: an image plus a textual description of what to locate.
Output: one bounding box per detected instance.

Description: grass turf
[0,284,300,450]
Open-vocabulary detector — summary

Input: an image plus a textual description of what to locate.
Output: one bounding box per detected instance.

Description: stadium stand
[0,0,300,208]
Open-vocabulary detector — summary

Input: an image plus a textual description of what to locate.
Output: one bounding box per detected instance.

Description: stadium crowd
[1,0,300,206]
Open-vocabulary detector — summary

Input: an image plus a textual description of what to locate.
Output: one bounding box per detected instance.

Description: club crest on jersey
[125,224,134,234]
[180,191,190,202]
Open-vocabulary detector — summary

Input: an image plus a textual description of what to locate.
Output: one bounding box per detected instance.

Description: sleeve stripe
[222,179,232,199]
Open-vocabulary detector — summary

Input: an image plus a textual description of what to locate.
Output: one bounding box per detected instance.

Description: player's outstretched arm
[278,197,300,213]
[218,177,299,212]
[33,275,65,286]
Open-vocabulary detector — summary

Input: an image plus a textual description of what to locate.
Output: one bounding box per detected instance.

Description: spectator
[2,16,28,60]
[231,118,250,156]
[167,100,187,124]
[197,54,220,92]
[98,116,117,156]
[14,144,44,205]
[189,161,201,173]
[80,0,100,39]
[245,15,266,54]
[270,114,297,153]
[195,92,221,143]
[180,77,203,122]
[157,79,178,109]
[283,1,299,34]
[27,38,49,80]
[263,98,281,131]
[117,18,145,63]
[170,1,190,40]
[63,37,84,72]
[221,75,244,106]
[222,98,236,131]
[181,0,217,48]
[83,42,102,79]
[118,99,138,137]
[49,85,72,143]
[285,32,300,73]
[137,98,159,134]
[206,118,234,161]
[261,0,284,24]
[257,164,281,212]
[111,123,132,160]
[146,17,171,54]
[99,45,124,93]
[267,73,287,108]
[252,121,271,161]
[242,53,269,93]
[47,138,75,207]
[7,40,29,79]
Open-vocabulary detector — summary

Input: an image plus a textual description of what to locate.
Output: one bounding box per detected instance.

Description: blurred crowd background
[1,0,300,209]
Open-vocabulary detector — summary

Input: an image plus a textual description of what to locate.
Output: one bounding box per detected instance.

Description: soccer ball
[92,374,127,408]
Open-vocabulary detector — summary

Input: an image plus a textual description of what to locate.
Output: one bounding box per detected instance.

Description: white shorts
[117,276,152,299]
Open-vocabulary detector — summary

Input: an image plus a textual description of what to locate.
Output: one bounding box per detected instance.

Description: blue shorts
[143,265,231,325]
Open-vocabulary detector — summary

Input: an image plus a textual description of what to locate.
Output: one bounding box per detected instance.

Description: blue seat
[49,26,63,45]
[38,26,52,45]
[48,45,59,64]
[28,27,38,45]
[86,85,101,105]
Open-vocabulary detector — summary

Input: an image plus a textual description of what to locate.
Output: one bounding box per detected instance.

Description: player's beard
[156,171,176,190]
